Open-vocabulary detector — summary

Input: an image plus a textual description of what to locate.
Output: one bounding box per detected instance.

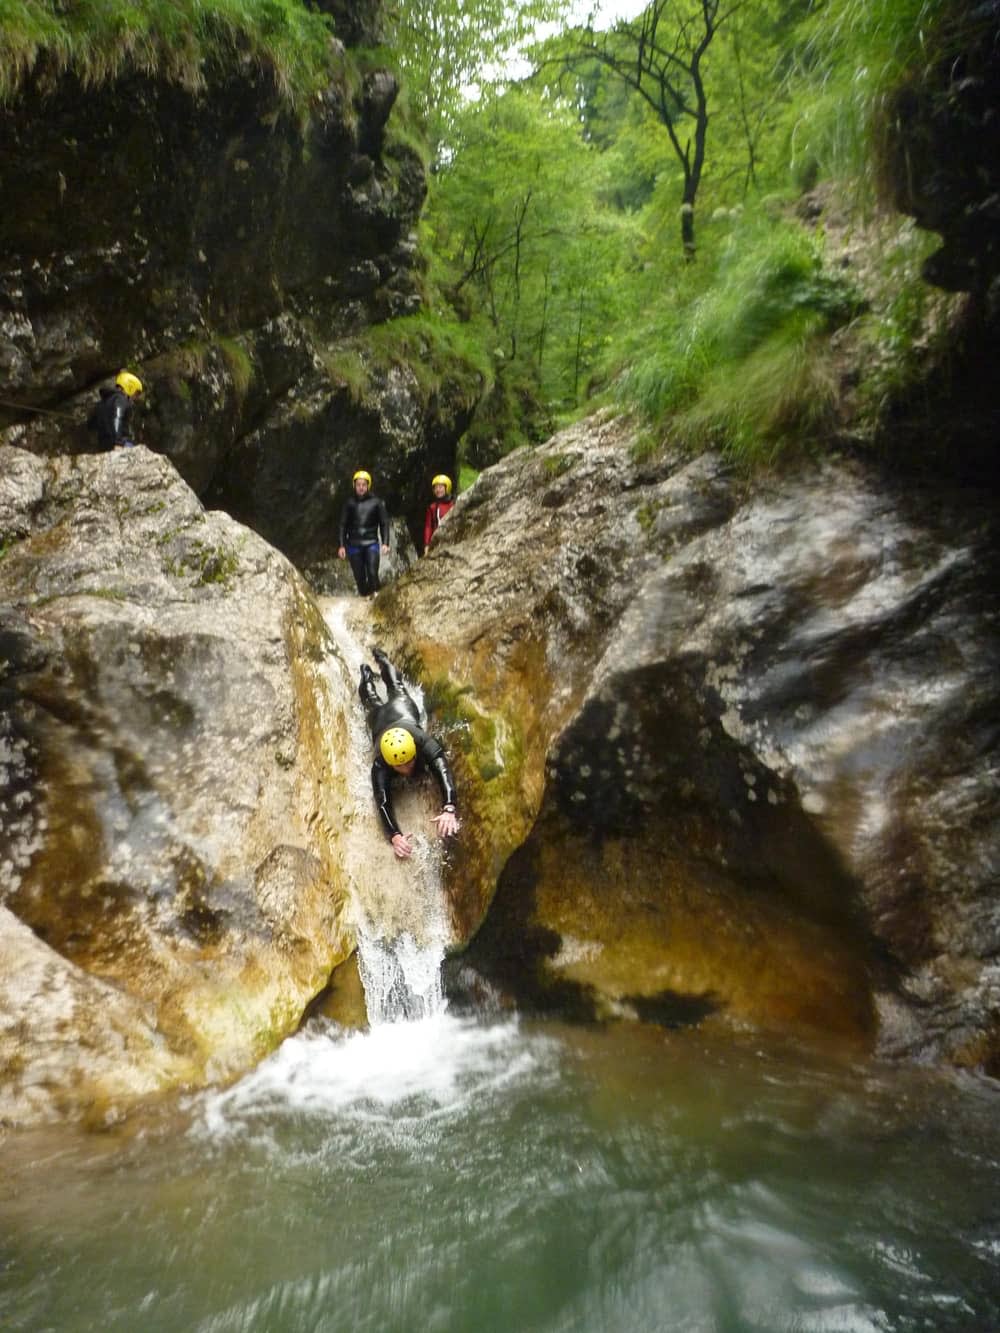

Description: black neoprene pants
[347,544,381,596]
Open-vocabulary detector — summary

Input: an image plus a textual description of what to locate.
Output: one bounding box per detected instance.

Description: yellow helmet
[115,370,143,397]
[353,470,372,486]
[431,474,452,495]
[380,727,416,767]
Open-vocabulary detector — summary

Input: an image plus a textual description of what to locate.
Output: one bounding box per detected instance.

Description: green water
[1,1015,998,1332]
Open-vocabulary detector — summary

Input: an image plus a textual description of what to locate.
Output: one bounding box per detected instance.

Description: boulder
[376,412,1000,1067]
[0,444,354,1124]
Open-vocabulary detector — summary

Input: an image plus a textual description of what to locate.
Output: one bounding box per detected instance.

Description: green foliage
[365,313,494,398]
[781,0,950,199]
[461,362,554,467]
[318,314,492,423]
[618,211,863,461]
[386,0,567,153]
[426,83,640,456]
[0,0,337,105]
[319,345,369,405]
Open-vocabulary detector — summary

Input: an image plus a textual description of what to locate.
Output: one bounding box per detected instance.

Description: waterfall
[355,921,446,1024]
[321,597,452,1026]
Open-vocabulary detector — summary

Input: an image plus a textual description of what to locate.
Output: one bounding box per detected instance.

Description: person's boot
[358,663,378,706]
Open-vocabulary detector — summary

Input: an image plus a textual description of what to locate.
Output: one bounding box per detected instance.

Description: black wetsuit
[339,493,390,596]
[359,654,458,839]
[87,386,134,450]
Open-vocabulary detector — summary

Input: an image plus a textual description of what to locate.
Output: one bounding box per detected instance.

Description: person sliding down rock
[338,469,390,597]
[358,647,459,860]
[87,370,143,450]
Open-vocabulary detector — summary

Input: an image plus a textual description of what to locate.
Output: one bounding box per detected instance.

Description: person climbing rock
[338,469,391,597]
[423,474,455,555]
[87,370,143,450]
[358,647,459,859]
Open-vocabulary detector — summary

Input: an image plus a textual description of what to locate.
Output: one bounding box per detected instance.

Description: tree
[549,0,748,258]
[426,86,637,416]
[385,0,566,154]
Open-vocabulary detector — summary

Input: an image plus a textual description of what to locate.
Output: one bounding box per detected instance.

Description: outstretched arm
[425,742,459,838]
[372,762,401,839]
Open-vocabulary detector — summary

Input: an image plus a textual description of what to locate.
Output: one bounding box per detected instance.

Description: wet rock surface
[379,412,1000,1067]
[885,0,1000,306]
[0,445,354,1124]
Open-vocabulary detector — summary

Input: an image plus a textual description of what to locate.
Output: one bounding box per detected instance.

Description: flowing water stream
[2,605,999,1331]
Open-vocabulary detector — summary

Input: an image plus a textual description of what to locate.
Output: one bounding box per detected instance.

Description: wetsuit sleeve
[338,499,353,548]
[377,498,390,547]
[111,396,130,445]
[423,505,434,552]
[420,735,457,809]
[372,760,401,838]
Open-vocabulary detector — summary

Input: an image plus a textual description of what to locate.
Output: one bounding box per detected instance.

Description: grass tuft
[0,0,337,107]
[618,212,862,462]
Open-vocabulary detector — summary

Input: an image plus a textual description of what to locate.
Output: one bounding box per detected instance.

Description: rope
[0,396,81,422]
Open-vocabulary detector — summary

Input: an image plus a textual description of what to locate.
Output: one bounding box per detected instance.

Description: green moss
[542,453,576,480]
[79,587,129,601]
[166,538,240,589]
[365,313,493,400]
[319,346,370,405]
[251,997,301,1059]
[636,501,661,533]
[423,671,528,819]
[216,336,254,398]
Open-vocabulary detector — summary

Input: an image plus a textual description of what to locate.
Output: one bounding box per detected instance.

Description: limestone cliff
[0,5,481,580]
[375,413,1000,1070]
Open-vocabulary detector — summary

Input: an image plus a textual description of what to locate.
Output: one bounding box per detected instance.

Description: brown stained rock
[0,445,353,1123]
[378,411,1000,1066]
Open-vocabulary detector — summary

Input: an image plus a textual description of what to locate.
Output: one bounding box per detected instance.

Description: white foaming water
[194,1013,547,1143]
[356,922,445,1023]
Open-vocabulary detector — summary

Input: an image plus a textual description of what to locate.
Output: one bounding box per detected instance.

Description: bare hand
[337,546,346,560]
[381,544,390,554]
[433,810,460,838]
[391,832,413,859]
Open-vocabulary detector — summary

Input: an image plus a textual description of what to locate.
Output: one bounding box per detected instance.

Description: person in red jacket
[423,474,454,555]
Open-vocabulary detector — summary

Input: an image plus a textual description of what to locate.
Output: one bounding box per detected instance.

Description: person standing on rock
[358,647,460,860]
[338,469,390,597]
[87,370,143,450]
[423,474,455,555]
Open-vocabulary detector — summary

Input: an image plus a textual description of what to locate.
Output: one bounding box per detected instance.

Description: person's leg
[358,664,381,712]
[347,548,368,596]
[364,544,381,595]
[373,648,407,695]
[371,650,421,724]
